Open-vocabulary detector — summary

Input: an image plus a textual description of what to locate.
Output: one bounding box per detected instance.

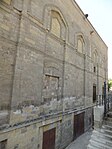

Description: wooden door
[73,112,84,140]
[74,114,78,139]
[0,140,7,149]
[43,128,56,149]
[79,113,84,136]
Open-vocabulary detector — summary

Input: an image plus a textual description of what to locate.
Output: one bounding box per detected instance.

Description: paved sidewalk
[65,129,92,149]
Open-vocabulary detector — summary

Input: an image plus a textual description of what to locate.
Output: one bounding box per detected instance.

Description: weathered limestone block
[3,0,11,5]
[94,106,104,128]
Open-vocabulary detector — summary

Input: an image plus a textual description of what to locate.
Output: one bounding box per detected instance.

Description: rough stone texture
[94,106,104,128]
[84,108,93,131]
[66,129,92,149]
[0,0,108,149]
[61,114,74,149]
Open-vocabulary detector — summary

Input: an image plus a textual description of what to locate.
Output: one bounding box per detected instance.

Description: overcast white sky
[75,0,112,79]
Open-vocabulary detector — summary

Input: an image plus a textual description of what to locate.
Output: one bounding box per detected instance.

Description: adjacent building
[0,0,108,149]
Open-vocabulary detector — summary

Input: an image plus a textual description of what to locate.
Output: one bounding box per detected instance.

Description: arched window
[50,10,66,39]
[93,51,98,73]
[77,35,84,53]
[93,51,97,63]
[44,6,67,39]
[51,17,61,37]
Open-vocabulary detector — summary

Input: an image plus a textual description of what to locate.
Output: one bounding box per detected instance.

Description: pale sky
[75,0,112,79]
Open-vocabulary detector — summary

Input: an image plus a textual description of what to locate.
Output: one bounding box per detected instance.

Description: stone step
[89,140,104,149]
[102,125,112,131]
[92,130,112,141]
[87,144,99,149]
[91,133,111,143]
[106,117,112,122]
[91,135,112,147]
[88,142,102,149]
[90,139,112,149]
[104,120,112,126]
[101,127,112,135]
[93,129,112,138]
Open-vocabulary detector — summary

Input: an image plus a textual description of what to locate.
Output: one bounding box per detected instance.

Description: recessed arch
[51,17,61,37]
[92,50,98,63]
[50,10,64,38]
[75,33,85,53]
[43,4,68,39]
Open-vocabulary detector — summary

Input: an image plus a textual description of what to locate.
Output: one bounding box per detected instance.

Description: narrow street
[0,0,110,148]
[65,129,92,149]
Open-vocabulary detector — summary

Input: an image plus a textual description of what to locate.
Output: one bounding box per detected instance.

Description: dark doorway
[0,140,7,149]
[93,85,96,103]
[42,128,56,149]
[73,112,84,140]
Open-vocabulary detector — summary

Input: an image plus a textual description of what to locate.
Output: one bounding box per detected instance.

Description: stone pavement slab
[65,129,92,149]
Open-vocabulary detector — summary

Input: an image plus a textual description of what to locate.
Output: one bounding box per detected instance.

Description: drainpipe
[61,40,66,111]
[84,54,86,108]
[97,63,99,105]
[104,81,107,117]
[60,39,66,148]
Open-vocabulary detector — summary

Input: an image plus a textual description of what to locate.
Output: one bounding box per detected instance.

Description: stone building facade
[0,0,108,149]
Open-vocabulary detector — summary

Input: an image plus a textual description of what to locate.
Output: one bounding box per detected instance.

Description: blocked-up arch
[93,50,98,63]
[92,50,98,73]
[77,35,85,53]
[43,5,68,39]
[75,33,85,53]
[51,16,61,37]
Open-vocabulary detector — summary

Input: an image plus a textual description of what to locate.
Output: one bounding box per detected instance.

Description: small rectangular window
[94,66,96,73]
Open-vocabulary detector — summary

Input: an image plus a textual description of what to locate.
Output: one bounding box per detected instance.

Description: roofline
[73,0,108,48]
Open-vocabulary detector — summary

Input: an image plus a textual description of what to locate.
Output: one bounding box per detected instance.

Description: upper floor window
[93,51,98,74]
[77,35,84,53]
[93,51,98,64]
[51,17,61,37]
[93,52,96,62]
[50,10,66,39]
[94,66,96,73]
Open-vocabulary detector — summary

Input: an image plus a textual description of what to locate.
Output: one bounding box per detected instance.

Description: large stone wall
[0,0,108,148]
[0,108,92,149]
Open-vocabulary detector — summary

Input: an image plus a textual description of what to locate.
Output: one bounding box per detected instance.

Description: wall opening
[73,112,84,140]
[93,85,96,103]
[42,128,56,149]
[0,140,7,149]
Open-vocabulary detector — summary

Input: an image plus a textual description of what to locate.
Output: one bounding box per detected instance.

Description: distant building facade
[0,0,108,149]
